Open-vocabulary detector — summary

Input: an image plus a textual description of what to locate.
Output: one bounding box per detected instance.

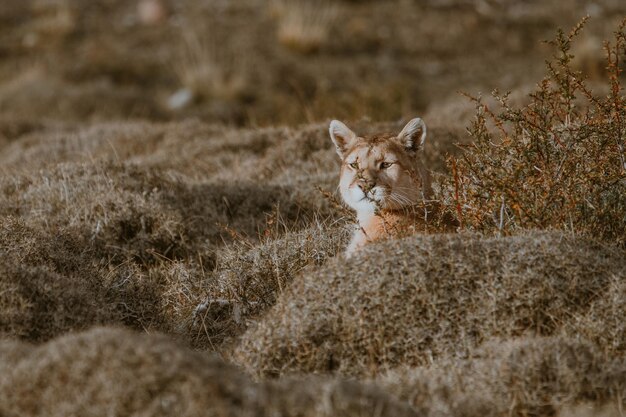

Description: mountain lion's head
[329,118,432,216]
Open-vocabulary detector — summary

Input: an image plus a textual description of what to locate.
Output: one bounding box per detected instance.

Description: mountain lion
[329,118,439,256]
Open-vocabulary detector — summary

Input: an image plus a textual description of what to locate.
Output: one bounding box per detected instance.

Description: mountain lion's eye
[349,162,359,169]
[380,162,393,169]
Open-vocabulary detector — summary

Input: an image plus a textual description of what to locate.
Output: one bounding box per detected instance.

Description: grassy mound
[0,119,368,345]
[0,217,117,341]
[164,222,348,348]
[0,162,316,262]
[0,216,183,341]
[235,232,626,376]
[0,327,418,417]
[0,169,346,349]
[378,336,626,417]
[0,119,365,347]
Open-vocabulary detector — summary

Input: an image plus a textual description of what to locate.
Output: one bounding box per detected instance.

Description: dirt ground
[1,1,625,416]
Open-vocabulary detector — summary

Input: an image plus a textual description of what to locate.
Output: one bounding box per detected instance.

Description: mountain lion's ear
[397,118,427,153]
[329,120,357,159]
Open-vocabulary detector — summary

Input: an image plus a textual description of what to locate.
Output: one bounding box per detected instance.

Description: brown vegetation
[0,175,347,347]
[450,18,626,244]
[235,232,626,377]
[379,336,626,417]
[2,0,621,126]
[2,326,624,417]
[0,116,365,348]
[0,217,114,341]
[1,2,626,416]
[175,21,250,103]
[274,0,338,54]
[0,327,418,417]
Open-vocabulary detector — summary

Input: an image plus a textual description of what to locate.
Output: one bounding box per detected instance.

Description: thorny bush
[451,17,626,244]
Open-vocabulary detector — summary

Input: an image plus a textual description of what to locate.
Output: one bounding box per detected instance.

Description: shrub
[449,18,626,244]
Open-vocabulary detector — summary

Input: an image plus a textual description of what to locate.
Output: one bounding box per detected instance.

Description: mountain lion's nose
[357,178,376,192]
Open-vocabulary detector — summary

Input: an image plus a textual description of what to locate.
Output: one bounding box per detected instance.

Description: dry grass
[2,0,620,125]
[1,4,626,415]
[378,336,626,417]
[0,121,342,183]
[0,161,324,261]
[0,121,353,346]
[235,231,626,377]
[0,209,347,348]
[559,403,625,417]
[274,0,338,54]
[0,67,164,122]
[2,327,623,417]
[22,0,76,47]
[165,221,349,348]
[0,217,115,341]
[0,326,418,417]
[175,21,250,102]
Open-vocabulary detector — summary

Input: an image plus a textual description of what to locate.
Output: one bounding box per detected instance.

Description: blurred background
[0,0,624,130]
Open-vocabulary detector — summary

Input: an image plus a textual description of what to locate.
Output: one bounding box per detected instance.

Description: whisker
[389,193,412,205]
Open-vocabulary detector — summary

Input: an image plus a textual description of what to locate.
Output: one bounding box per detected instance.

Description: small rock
[167,88,194,110]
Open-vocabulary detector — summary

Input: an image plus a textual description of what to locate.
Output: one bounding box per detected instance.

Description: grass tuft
[274,0,338,54]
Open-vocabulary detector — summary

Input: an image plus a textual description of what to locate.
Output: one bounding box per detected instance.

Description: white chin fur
[341,187,378,213]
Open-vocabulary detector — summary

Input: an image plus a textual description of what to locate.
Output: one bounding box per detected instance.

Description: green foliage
[451,17,626,244]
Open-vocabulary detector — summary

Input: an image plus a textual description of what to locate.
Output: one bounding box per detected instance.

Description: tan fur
[329,118,436,257]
